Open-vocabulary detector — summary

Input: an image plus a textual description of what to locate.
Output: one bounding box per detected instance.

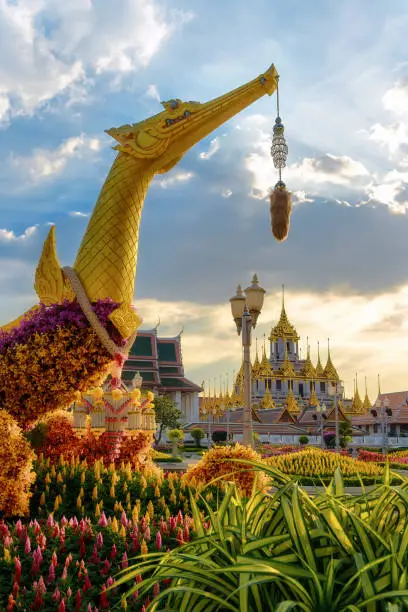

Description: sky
[1,0,408,401]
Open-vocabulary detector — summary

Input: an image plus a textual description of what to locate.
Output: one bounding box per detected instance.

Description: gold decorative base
[108,303,143,339]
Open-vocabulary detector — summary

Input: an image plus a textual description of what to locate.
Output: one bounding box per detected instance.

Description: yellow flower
[119,524,127,539]
[140,539,148,555]
[111,517,119,533]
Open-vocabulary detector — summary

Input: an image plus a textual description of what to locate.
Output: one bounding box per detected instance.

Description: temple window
[286,341,290,353]
[266,379,272,390]
[299,383,304,397]
[320,382,325,393]
[276,379,282,391]
[310,382,313,392]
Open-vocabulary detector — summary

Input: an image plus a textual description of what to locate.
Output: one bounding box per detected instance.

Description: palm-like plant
[115,462,408,611]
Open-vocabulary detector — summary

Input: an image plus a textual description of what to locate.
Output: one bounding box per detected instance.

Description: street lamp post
[230,274,266,448]
[328,382,341,453]
[313,403,327,448]
[202,407,214,450]
[373,396,391,455]
[226,404,237,441]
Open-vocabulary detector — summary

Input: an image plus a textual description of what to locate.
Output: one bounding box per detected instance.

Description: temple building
[232,292,358,415]
[123,329,202,423]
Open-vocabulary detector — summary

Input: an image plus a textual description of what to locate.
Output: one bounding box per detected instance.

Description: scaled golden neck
[74,154,154,304]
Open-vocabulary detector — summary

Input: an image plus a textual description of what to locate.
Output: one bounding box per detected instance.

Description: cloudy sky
[1,0,408,401]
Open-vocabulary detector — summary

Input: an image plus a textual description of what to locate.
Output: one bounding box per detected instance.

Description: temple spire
[315,341,324,377]
[323,337,339,381]
[362,376,371,412]
[269,285,299,342]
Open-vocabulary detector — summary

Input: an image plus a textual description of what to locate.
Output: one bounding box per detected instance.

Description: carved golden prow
[73,64,279,307]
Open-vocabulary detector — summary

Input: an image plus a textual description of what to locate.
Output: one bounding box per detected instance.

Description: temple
[234,288,358,415]
[122,329,202,423]
[190,290,381,444]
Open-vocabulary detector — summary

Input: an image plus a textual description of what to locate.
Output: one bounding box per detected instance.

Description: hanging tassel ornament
[270,81,292,241]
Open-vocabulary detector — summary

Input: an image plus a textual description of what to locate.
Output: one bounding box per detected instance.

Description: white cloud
[134,285,408,401]
[11,134,101,183]
[69,211,90,218]
[221,189,232,198]
[246,149,370,200]
[0,226,37,243]
[146,84,161,102]
[156,171,194,189]
[0,0,192,123]
[365,169,408,214]
[199,137,221,160]
[368,122,408,155]
[383,81,408,115]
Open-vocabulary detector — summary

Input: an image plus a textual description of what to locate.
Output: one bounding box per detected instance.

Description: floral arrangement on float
[71,368,156,462]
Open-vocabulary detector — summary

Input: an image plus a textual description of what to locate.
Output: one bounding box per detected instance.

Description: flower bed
[0,508,194,610]
[30,455,216,522]
[266,447,383,481]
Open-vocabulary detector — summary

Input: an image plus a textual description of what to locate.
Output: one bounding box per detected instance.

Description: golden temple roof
[259,343,273,378]
[362,378,371,412]
[252,343,261,379]
[300,342,316,379]
[285,388,300,413]
[260,387,276,409]
[351,381,363,414]
[269,287,299,341]
[279,347,296,379]
[315,342,324,378]
[323,340,340,381]
[309,385,319,407]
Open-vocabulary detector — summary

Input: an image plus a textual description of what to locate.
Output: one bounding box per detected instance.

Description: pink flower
[97,532,103,548]
[60,516,68,526]
[121,511,128,528]
[100,559,111,575]
[177,511,183,526]
[110,543,117,560]
[106,577,114,588]
[48,562,55,583]
[13,557,21,584]
[144,526,151,541]
[75,590,82,612]
[15,520,23,536]
[155,531,162,551]
[24,536,31,554]
[51,551,58,567]
[47,515,54,528]
[83,574,92,593]
[154,582,160,597]
[36,576,47,595]
[98,512,108,528]
[61,566,68,580]
[121,552,128,569]
[52,587,61,602]
[58,598,66,612]
[67,587,72,598]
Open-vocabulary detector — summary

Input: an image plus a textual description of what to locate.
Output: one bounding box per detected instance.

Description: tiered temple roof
[123,330,202,393]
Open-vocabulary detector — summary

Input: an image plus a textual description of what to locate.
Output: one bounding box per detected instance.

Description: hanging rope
[269,77,292,242]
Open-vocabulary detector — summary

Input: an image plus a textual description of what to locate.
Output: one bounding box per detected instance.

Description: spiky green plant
[116,462,408,611]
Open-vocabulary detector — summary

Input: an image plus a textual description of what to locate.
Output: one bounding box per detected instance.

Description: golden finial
[309,384,318,407]
[362,376,371,412]
[323,338,339,381]
[378,373,381,396]
[315,341,324,378]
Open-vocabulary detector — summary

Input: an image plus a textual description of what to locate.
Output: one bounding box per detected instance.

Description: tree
[190,428,205,447]
[339,420,353,449]
[167,429,184,458]
[298,435,309,446]
[153,396,183,444]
